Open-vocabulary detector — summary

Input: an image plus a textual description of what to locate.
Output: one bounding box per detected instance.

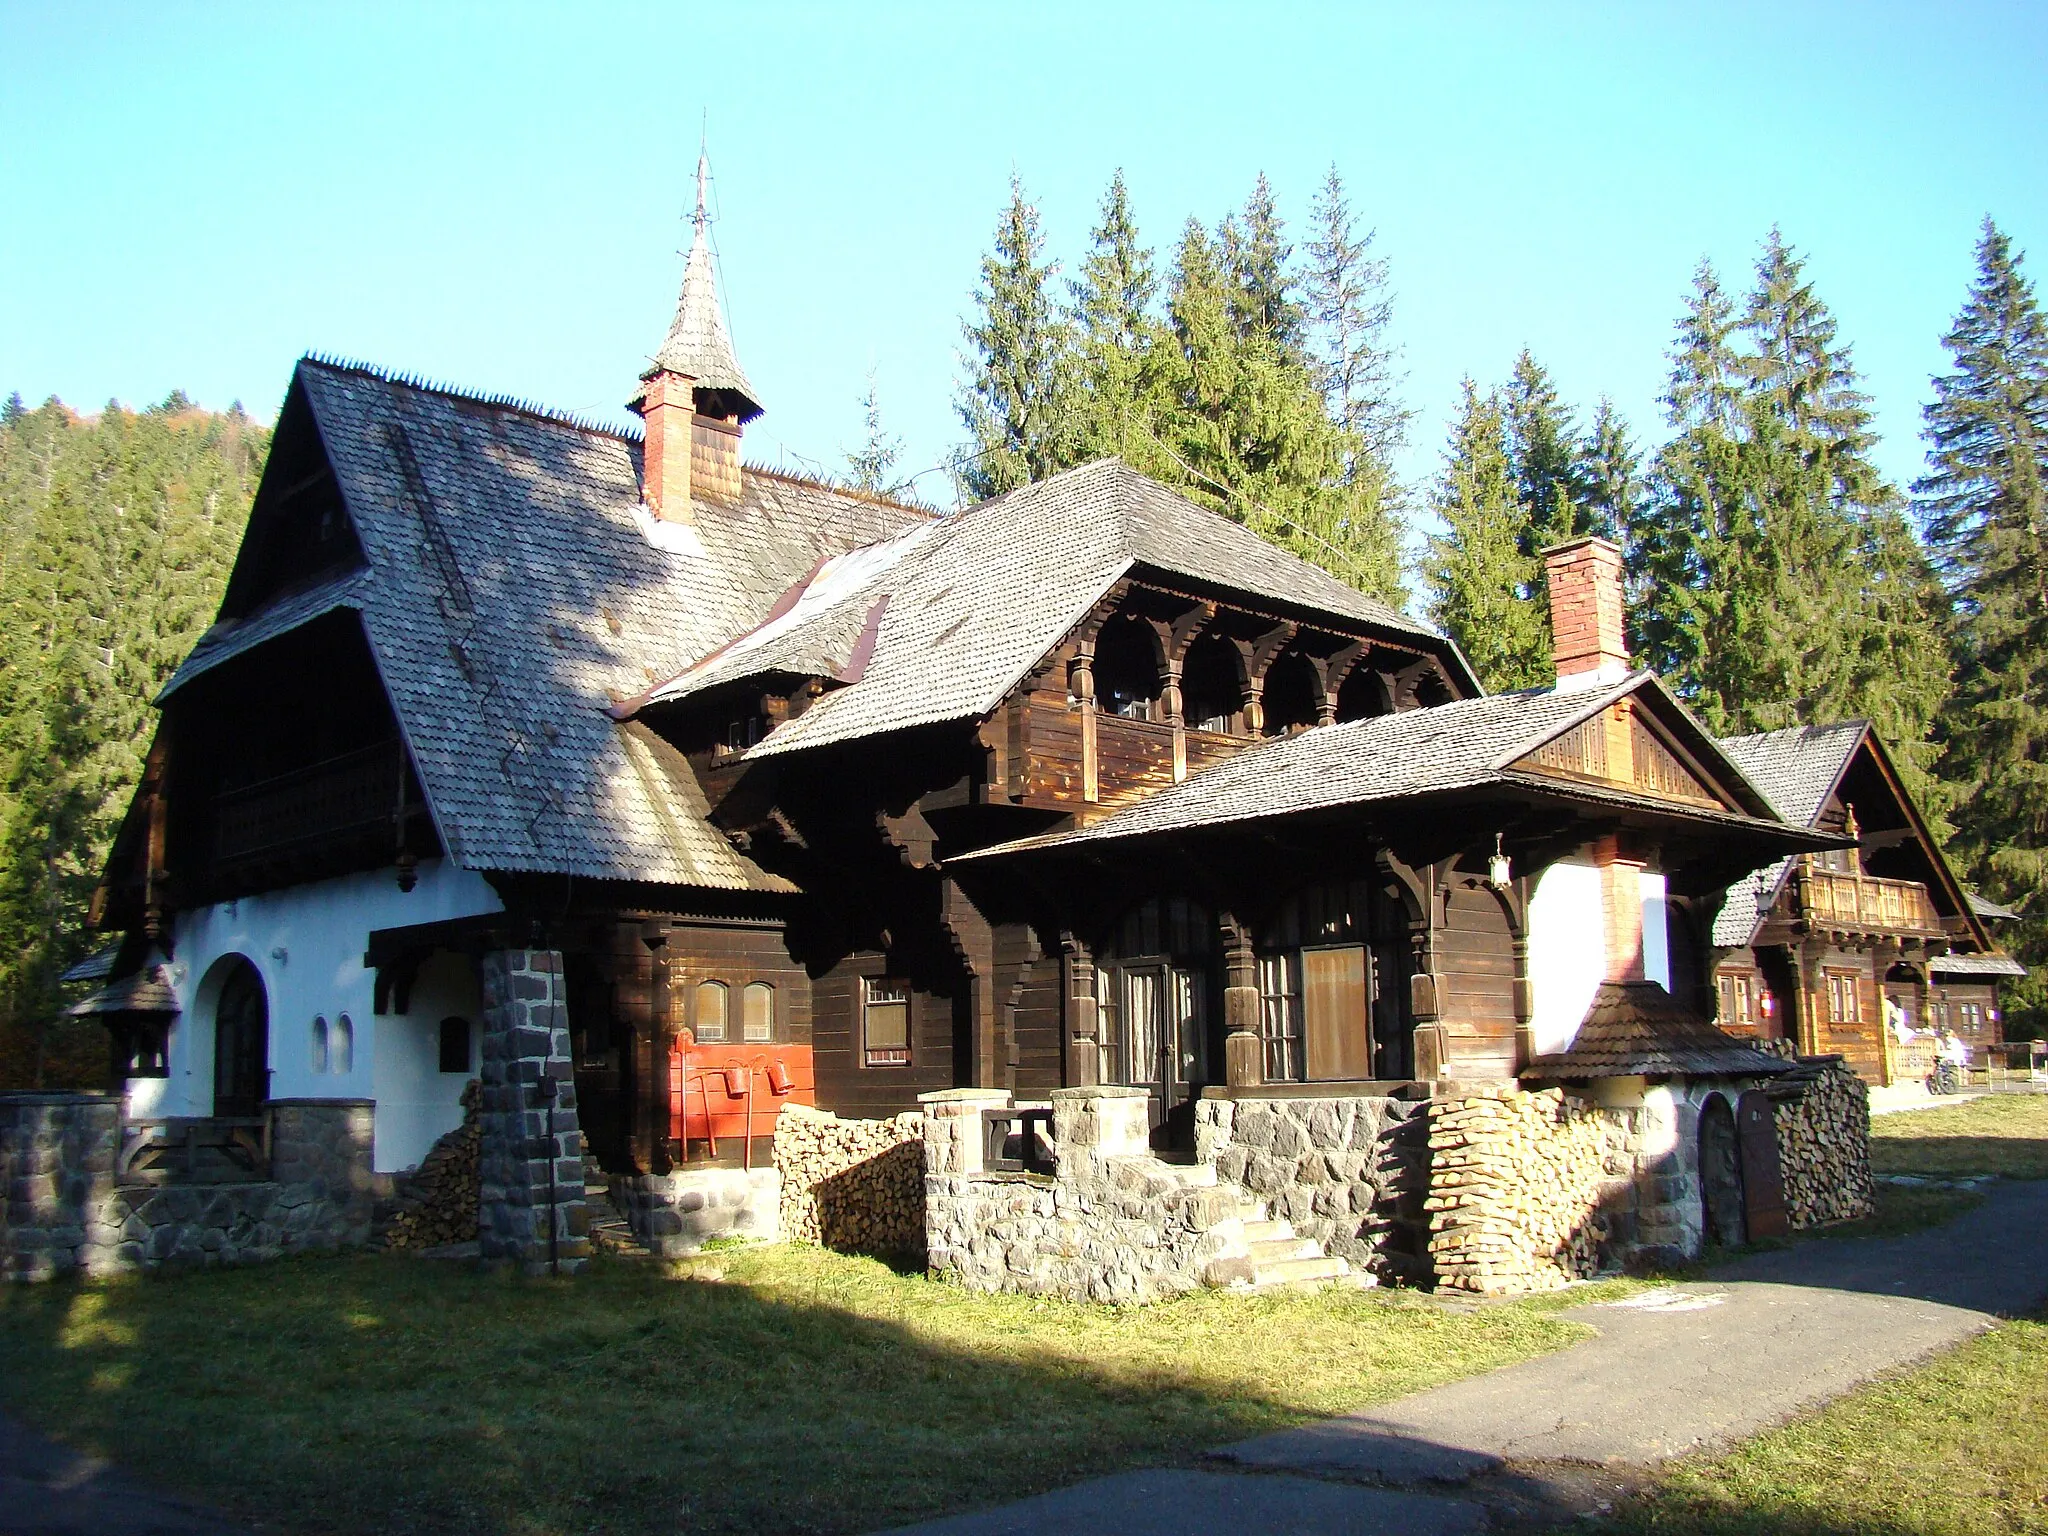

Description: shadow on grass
[0,1249,1563,1536]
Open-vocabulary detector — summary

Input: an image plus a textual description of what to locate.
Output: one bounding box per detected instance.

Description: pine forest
[4,183,2044,1086]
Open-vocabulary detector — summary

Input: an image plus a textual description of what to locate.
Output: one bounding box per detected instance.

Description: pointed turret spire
[632,150,763,423]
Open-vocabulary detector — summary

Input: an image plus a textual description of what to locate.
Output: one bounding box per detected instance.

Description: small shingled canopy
[64,965,179,1018]
[1521,981,1788,1081]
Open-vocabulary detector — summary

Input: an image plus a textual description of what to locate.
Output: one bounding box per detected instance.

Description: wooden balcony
[213,742,408,867]
[1795,867,1944,941]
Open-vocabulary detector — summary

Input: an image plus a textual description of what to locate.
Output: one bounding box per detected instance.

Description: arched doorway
[213,958,270,1118]
[1096,897,1214,1152]
[1699,1093,1745,1247]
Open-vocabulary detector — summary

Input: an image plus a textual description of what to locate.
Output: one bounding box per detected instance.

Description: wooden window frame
[862,977,911,1068]
[1825,970,1861,1025]
[693,979,729,1043]
[742,981,776,1044]
[1717,971,1756,1028]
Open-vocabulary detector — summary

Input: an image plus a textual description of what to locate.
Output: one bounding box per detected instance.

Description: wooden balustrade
[1796,867,1943,938]
[213,742,406,866]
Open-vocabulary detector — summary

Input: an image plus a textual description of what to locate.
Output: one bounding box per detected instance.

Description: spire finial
[693,149,710,234]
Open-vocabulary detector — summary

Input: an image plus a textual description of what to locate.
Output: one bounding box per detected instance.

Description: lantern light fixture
[1488,833,1513,891]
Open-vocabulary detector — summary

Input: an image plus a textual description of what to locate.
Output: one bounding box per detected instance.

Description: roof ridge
[300,353,635,442]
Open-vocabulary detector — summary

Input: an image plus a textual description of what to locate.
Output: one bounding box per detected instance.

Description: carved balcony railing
[1795,867,1945,940]
[213,742,406,868]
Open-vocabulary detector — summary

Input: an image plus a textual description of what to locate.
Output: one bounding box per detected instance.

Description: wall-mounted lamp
[1488,833,1512,891]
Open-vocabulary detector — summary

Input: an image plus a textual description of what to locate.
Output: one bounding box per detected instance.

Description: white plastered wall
[132,857,503,1172]
[1527,859,1675,1058]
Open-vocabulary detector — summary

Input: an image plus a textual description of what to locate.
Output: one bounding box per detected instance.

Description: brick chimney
[629,150,762,528]
[1543,535,1630,691]
[1595,834,1646,982]
[636,371,698,525]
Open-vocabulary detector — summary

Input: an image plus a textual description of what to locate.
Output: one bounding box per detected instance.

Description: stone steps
[1199,1196,1372,1293]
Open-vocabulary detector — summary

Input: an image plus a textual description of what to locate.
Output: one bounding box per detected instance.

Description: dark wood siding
[811,951,959,1118]
[1438,884,1519,1080]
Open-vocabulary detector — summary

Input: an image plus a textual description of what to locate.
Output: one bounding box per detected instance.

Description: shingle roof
[956,671,1801,861]
[633,459,1460,757]
[165,359,922,888]
[1520,981,1788,1080]
[1968,891,2020,921]
[66,964,179,1017]
[1709,723,1869,949]
[1929,951,2027,979]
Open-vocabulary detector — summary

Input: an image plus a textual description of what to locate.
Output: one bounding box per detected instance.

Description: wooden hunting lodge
[61,164,2023,1281]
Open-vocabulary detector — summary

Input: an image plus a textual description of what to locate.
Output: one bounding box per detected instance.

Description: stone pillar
[1221,914,1263,1088]
[919,1088,1012,1178]
[1050,1086,1152,1162]
[478,949,589,1276]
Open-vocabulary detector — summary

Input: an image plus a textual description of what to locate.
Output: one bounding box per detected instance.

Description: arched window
[1181,632,1243,734]
[694,980,729,1042]
[331,1014,355,1075]
[1261,649,1322,736]
[311,1016,330,1074]
[439,1016,472,1074]
[1258,879,1376,1083]
[742,982,775,1043]
[1094,615,1162,721]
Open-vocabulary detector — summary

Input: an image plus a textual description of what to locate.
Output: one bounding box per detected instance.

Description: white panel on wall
[1641,871,1671,990]
[1527,860,1606,1057]
[137,857,502,1171]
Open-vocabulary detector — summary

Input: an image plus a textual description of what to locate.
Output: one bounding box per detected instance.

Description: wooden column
[1221,913,1263,1088]
[1070,646,1098,804]
[637,924,672,1174]
[1061,933,1100,1087]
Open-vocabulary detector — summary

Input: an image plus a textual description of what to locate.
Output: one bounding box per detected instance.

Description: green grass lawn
[1871,1092,2048,1180]
[1601,1316,2048,1536]
[0,1246,1588,1536]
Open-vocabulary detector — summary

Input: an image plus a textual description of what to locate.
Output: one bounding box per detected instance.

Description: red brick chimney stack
[637,370,698,526]
[1544,536,1630,690]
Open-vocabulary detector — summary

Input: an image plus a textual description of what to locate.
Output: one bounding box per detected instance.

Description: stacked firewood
[1426,1088,1623,1294]
[381,1080,482,1251]
[1764,1050,1875,1228]
[774,1103,925,1259]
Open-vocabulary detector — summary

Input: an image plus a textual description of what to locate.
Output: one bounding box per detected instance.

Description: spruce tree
[1304,165,1409,472]
[955,175,1072,500]
[845,370,908,497]
[1424,382,1551,689]
[1919,219,2048,1020]
[1629,236,1950,807]
[1067,171,1165,463]
[1219,173,1306,360]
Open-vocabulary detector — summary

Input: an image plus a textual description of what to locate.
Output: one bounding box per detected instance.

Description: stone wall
[477,948,589,1276]
[774,1103,924,1260]
[1,1093,374,1282]
[1194,1094,1432,1284]
[614,1167,780,1258]
[924,1088,1259,1303]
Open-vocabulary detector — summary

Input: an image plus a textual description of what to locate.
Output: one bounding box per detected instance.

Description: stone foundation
[1,1092,374,1282]
[615,1166,779,1257]
[924,1088,1260,1303]
[477,948,589,1276]
[1194,1094,1432,1284]
[774,1103,924,1260]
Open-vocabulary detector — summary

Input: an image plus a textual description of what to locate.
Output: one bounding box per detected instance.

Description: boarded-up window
[694,980,728,1042]
[742,981,775,1043]
[864,979,910,1066]
[1303,946,1371,1081]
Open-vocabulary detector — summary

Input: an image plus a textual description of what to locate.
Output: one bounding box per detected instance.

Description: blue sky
[3,2,2044,526]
